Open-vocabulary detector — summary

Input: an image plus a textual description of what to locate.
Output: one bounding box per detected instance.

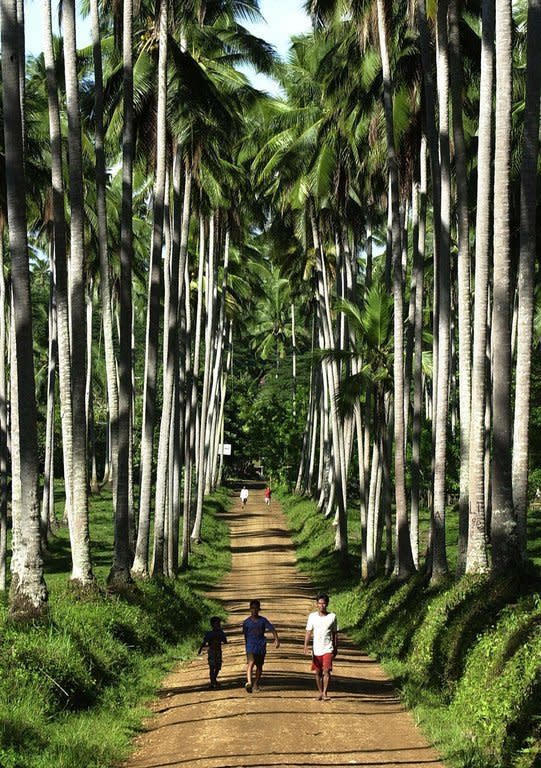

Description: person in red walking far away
[304,593,338,701]
[264,486,272,505]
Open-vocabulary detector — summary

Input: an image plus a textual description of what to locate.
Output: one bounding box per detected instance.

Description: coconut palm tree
[1,0,48,615]
[512,0,541,561]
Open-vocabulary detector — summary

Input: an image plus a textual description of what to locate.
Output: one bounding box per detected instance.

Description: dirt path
[126,489,445,768]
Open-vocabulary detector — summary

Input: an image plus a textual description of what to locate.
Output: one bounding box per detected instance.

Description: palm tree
[62,0,94,586]
[467,0,494,575]
[116,0,135,584]
[490,0,518,571]
[1,0,48,615]
[512,0,541,560]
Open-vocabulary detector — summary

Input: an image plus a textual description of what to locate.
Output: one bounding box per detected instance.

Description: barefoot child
[198,616,228,689]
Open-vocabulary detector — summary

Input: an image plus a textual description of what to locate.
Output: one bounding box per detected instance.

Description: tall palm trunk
[449,0,472,576]
[0,232,8,591]
[512,0,541,559]
[63,0,94,585]
[431,0,451,581]
[467,0,494,574]
[41,249,57,546]
[42,0,73,524]
[490,0,518,571]
[192,215,217,542]
[136,0,167,576]
[91,0,120,518]
[153,151,192,576]
[376,0,415,578]
[2,0,48,615]
[411,135,426,568]
[117,0,134,580]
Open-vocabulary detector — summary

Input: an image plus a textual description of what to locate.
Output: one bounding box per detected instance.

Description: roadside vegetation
[280,491,541,768]
[0,488,231,768]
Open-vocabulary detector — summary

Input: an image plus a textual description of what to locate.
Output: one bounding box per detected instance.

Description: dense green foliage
[280,491,541,768]
[0,488,231,768]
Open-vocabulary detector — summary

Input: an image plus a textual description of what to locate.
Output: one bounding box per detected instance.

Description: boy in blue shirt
[198,616,228,689]
[242,599,280,692]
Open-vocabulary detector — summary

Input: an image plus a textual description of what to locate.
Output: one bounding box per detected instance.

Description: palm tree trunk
[117,0,134,580]
[42,0,73,524]
[449,0,472,576]
[431,0,451,581]
[2,0,48,614]
[153,149,192,576]
[411,135,427,569]
[467,0,494,574]
[91,0,120,516]
[192,215,217,541]
[490,0,518,571]
[63,0,94,586]
[41,251,57,546]
[512,0,541,560]
[0,232,7,591]
[376,0,415,577]
[135,0,167,576]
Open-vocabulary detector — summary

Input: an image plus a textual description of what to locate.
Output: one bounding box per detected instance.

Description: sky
[24,0,312,83]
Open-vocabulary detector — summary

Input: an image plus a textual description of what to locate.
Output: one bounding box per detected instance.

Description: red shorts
[311,653,333,672]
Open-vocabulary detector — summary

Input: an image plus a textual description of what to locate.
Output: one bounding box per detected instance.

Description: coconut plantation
[0,0,540,766]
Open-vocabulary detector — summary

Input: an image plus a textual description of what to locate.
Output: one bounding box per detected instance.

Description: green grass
[279,489,541,768]
[0,487,232,768]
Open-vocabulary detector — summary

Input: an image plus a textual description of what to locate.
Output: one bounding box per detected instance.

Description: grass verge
[0,487,231,768]
[279,490,541,768]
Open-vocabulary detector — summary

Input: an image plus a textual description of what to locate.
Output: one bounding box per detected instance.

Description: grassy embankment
[0,487,231,768]
[280,491,541,768]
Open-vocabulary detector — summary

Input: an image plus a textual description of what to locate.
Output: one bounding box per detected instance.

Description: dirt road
[126,488,445,768]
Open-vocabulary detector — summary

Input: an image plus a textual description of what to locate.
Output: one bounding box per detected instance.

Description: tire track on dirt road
[125,488,445,768]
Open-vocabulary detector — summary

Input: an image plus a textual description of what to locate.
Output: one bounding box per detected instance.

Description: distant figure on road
[242,599,280,693]
[304,593,338,701]
[198,616,228,689]
[264,486,272,505]
[240,486,249,508]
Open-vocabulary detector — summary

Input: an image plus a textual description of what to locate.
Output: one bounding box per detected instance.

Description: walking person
[264,486,272,505]
[242,599,280,692]
[198,616,228,689]
[304,593,338,701]
[240,486,249,508]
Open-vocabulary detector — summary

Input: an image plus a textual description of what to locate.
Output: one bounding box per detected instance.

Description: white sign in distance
[220,443,232,456]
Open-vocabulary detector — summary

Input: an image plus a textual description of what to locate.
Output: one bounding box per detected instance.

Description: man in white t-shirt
[240,486,249,508]
[304,593,338,700]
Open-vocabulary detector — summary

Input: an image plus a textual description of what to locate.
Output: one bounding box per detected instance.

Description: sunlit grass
[0,486,231,768]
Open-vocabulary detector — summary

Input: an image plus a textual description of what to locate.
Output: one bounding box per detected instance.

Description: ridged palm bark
[376,0,415,578]
[490,0,518,572]
[449,0,472,576]
[411,135,427,569]
[192,215,217,543]
[134,2,168,576]
[2,0,48,615]
[0,231,6,591]
[140,0,168,578]
[512,0,541,560]
[42,0,74,524]
[153,153,192,576]
[63,0,94,586]
[41,251,57,546]
[91,0,120,517]
[118,0,135,580]
[467,0,494,574]
[431,0,451,582]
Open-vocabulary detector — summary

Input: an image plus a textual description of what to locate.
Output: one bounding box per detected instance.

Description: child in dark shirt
[198,616,228,689]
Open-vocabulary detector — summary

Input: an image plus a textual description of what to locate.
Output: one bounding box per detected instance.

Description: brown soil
[125,488,445,768]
